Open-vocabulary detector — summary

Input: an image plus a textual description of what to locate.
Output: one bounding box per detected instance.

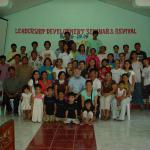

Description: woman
[112,73,132,120]
[101,72,117,120]
[76,44,87,62]
[54,71,68,99]
[39,58,53,80]
[28,70,40,95]
[39,71,53,94]
[86,48,100,69]
[81,80,98,114]
[123,60,135,93]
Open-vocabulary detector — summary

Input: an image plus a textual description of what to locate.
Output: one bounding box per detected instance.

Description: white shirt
[132,61,143,83]
[53,67,66,80]
[98,53,107,63]
[28,79,39,95]
[142,66,150,86]
[116,88,126,97]
[41,50,56,62]
[58,52,73,68]
[92,78,101,96]
[112,68,124,84]
[123,70,135,85]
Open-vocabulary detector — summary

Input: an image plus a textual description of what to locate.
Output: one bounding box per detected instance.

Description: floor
[0,110,150,150]
[27,123,97,150]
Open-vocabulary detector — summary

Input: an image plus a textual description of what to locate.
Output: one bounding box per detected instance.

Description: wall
[4,0,150,55]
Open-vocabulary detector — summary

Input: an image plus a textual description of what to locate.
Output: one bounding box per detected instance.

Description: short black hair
[8,66,15,72]
[47,86,53,91]
[0,55,6,60]
[64,31,71,36]
[68,92,75,97]
[79,60,85,64]
[58,71,66,79]
[14,54,21,58]
[43,57,52,66]
[134,42,141,47]
[32,41,38,46]
[123,44,129,49]
[20,46,26,49]
[113,45,119,49]
[11,43,17,48]
[22,85,30,92]
[44,41,51,47]
[86,80,93,85]
[35,84,41,89]
[93,30,98,35]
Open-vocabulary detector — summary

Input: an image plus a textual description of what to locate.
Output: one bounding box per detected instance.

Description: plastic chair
[126,103,131,120]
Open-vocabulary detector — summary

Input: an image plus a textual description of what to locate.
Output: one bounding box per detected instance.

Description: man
[68,68,86,96]
[0,55,9,82]
[87,30,103,54]
[131,42,147,62]
[17,56,33,88]
[3,66,20,114]
[6,43,18,63]
[62,32,74,51]
[123,44,130,60]
[68,68,86,115]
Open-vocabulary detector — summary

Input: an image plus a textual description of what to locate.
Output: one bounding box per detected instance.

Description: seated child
[43,87,56,122]
[21,85,32,120]
[32,84,44,123]
[64,92,79,124]
[55,91,66,122]
[115,81,127,109]
[82,99,94,125]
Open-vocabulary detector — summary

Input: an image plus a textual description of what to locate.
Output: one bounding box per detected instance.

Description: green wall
[4,0,150,55]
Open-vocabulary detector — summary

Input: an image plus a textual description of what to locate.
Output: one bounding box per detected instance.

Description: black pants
[2,94,20,114]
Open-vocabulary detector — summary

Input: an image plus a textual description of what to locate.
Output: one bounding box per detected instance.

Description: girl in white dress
[32,84,44,123]
[21,85,32,120]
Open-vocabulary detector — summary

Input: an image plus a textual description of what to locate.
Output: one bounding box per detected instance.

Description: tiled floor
[26,123,97,150]
[1,110,150,150]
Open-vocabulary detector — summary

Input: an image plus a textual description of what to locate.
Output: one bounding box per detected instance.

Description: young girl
[44,87,56,122]
[115,81,127,108]
[32,84,44,123]
[76,44,87,62]
[21,85,32,120]
[82,99,94,125]
[97,46,107,64]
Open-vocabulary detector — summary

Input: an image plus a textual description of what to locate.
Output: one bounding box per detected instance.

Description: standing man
[87,30,103,54]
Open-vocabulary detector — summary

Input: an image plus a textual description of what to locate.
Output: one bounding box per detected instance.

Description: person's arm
[103,84,117,96]
[65,110,68,118]
[120,90,127,101]
[81,96,85,108]
[131,74,136,92]
[54,103,56,115]
[75,109,78,119]
[54,84,58,99]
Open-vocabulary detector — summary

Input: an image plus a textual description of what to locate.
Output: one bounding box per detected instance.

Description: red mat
[26,122,97,150]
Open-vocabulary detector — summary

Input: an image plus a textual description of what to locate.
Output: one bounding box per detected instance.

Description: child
[55,91,66,122]
[21,85,32,120]
[43,87,56,122]
[32,84,44,123]
[115,81,127,109]
[113,45,120,60]
[142,58,150,108]
[64,92,79,124]
[82,99,94,125]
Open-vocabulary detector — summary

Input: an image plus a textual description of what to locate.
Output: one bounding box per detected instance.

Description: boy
[55,91,66,122]
[44,87,56,122]
[64,92,79,124]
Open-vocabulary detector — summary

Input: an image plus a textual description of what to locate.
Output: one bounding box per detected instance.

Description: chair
[126,103,130,120]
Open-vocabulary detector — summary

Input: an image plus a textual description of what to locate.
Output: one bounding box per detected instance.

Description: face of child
[58,92,64,100]
[100,47,106,54]
[90,49,96,55]
[59,41,64,48]
[21,47,26,54]
[80,46,85,53]
[85,102,91,110]
[124,46,129,53]
[31,52,37,59]
[57,59,63,66]
[68,96,75,103]
[22,58,28,65]
[79,63,85,70]
[115,60,120,68]
[35,87,41,94]
[63,44,68,52]
[102,60,107,67]
[119,83,124,90]
[42,72,48,80]
[122,75,128,83]
[59,73,65,80]
[90,60,95,67]
[24,88,29,94]
[143,59,149,66]
[15,56,20,63]
[120,54,125,61]
[33,72,40,80]
[71,43,76,51]
[107,55,113,61]
[47,89,53,96]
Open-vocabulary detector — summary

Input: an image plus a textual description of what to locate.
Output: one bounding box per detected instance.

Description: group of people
[0,30,150,125]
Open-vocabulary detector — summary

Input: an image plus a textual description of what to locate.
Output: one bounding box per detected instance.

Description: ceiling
[0,0,150,17]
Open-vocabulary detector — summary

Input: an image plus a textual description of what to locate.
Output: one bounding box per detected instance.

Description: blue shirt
[39,65,54,80]
[76,53,87,62]
[68,76,86,94]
